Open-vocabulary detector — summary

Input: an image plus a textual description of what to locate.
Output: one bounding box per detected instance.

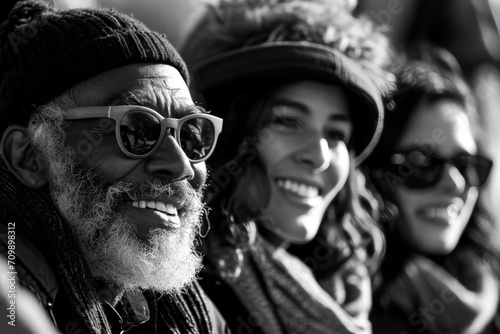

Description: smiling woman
[366,45,500,334]
[180,0,394,333]
[256,82,352,244]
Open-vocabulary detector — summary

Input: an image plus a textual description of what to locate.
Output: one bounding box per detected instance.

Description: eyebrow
[273,99,350,122]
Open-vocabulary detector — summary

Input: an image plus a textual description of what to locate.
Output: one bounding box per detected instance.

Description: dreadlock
[0,160,111,333]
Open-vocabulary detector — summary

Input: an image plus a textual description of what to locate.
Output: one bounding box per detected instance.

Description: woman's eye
[326,131,349,143]
[271,116,303,130]
[408,151,432,167]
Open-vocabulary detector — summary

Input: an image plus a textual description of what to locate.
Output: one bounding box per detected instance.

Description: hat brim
[191,41,384,166]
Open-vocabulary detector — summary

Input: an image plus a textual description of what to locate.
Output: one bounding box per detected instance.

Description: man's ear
[0,125,48,189]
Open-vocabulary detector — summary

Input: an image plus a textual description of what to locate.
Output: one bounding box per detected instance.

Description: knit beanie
[0,0,188,136]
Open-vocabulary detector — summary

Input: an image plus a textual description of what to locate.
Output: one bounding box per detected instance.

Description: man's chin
[63,202,203,293]
[85,223,202,293]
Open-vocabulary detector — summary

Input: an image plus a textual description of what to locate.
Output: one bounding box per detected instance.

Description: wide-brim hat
[191,41,385,166]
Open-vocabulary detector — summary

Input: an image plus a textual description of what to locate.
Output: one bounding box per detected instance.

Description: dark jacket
[0,222,229,334]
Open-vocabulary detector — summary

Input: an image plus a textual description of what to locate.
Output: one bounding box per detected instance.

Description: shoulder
[198,269,264,334]
[0,223,59,306]
[0,252,61,333]
[197,282,231,334]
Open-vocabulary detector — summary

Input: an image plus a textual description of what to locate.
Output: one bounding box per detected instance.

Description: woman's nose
[439,164,466,194]
[295,136,331,172]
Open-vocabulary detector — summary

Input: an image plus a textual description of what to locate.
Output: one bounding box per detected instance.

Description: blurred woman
[367,46,500,334]
[182,1,394,333]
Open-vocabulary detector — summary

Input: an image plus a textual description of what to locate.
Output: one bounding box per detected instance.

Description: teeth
[129,200,178,215]
[165,203,177,215]
[276,178,319,198]
[156,202,166,212]
[422,206,459,220]
[447,204,459,217]
[152,211,181,228]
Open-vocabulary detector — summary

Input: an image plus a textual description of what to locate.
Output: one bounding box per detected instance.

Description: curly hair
[184,0,391,278]
[201,79,385,277]
[365,45,500,284]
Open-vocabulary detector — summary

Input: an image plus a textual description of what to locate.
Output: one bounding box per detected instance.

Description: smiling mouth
[275,178,320,198]
[127,200,181,228]
[417,202,461,224]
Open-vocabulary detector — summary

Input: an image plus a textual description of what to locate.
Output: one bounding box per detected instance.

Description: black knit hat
[0,0,188,136]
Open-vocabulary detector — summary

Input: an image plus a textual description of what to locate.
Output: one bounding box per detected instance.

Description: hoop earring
[380,201,399,232]
[199,207,212,238]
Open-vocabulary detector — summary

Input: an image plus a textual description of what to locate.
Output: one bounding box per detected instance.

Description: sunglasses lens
[120,111,161,155]
[457,156,493,187]
[388,152,493,189]
[389,151,443,189]
[180,118,215,161]
[404,164,442,188]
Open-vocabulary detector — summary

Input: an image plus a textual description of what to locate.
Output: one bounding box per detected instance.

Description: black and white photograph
[1,0,499,333]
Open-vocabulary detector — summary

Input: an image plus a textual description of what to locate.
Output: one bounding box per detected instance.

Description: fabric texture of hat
[0,0,188,136]
[191,41,387,165]
[181,0,395,165]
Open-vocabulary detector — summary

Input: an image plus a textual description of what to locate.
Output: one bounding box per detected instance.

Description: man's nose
[145,135,195,182]
[294,136,331,173]
[439,164,466,194]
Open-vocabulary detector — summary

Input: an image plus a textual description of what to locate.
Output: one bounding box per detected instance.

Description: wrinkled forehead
[75,63,193,116]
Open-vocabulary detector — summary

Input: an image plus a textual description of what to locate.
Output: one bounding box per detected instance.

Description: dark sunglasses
[64,105,223,162]
[382,150,493,189]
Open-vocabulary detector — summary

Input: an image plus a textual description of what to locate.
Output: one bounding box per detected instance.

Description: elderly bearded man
[0,1,228,333]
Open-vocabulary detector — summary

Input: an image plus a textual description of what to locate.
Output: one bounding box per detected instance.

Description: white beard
[31,114,203,293]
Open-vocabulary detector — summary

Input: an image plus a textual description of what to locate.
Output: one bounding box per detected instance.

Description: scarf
[0,161,215,333]
[221,236,370,334]
[377,254,499,334]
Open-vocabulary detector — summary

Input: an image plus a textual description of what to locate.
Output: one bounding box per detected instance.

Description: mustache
[104,179,202,210]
